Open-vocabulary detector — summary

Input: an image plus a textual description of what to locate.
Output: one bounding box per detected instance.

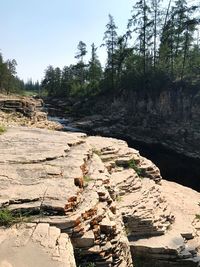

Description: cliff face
[1,126,200,267]
[125,86,200,159]
[70,86,200,160]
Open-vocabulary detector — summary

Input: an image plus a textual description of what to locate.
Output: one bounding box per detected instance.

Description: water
[48,115,81,132]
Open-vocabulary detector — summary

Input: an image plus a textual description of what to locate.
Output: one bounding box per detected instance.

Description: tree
[102,14,118,90]
[150,0,162,69]
[75,41,87,62]
[74,41,87,90]
[128,0,153,78]
[0,53,24,94]
[41,65,56,96]
[87,43,102,94]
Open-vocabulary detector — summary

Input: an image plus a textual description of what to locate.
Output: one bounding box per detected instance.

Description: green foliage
[124,224,131,236]
[127,160,146,177]
[0,208,34,227]
[40,1,200,100]
[75,248,96,267]
[0,125,6,135]
[0,209,15,226]
[92,148,101,156]
[116,195,122,202]
[0,53,25,94]
[195,214,200,220]
[116,159,146,177]
[83,175,92,183]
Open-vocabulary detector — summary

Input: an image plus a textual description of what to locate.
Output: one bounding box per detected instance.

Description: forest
[41,0,200,99]
[0,53,40,94]
[0,0,200,98]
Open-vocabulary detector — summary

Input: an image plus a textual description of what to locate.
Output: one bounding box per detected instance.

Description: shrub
[195,214,200,220]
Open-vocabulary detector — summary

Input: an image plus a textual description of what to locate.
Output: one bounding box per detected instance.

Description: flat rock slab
[0,223,76,267]
[0,127,87,213]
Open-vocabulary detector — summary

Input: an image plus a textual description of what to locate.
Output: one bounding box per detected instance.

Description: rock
[0,95,62,130]
[0,126,133,267]
[0,223,76,267]
[2,118,200,266]
[69,87,200,160]
[72,230,95,248]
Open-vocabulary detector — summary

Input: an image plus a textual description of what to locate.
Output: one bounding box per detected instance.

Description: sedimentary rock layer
[0,126,200,266]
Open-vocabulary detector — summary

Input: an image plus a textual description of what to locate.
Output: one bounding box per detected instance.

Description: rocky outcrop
[1,126,200,266]
[0,94,43,117]
[0,127,133,267]
[0,95,62,130]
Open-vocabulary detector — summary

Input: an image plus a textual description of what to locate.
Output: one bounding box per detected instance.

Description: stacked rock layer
[0,126,200,266]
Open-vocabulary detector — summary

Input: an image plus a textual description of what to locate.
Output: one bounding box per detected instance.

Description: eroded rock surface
[0,223,76,267]
[1,126,200,266]
[0,95,62,130]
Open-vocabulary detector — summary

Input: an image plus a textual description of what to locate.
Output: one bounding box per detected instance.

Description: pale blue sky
[0,0,133,82]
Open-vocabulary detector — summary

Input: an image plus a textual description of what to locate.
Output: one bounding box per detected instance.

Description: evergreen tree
[75,41,87,91]
[88,43,102,94]
[102,14,118,90]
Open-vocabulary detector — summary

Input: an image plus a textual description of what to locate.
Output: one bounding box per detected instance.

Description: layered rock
[1,125,200,266]
[0,95,62,130]
[0,127,133,267]
[0,94,43,117]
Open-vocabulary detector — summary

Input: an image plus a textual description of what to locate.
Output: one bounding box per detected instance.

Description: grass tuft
[0,125,6,135]
[0,208,33,227]
[0,209,17,226]
[83,175,92,183]
[116,159,146,177]
[195,214,200,220]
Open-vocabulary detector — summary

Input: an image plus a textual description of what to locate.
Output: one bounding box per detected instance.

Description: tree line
[0,53,40,95]
[1,0,200,97]
[42,0,200,98]
[0,53,24,94]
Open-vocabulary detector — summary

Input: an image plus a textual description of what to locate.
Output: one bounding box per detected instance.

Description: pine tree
[102,14,118,90]
[88,43,102,94]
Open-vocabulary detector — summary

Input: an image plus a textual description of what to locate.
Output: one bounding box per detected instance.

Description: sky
[0,0,133,82]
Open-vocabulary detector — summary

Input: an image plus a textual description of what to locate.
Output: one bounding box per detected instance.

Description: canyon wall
[71,85,200,160]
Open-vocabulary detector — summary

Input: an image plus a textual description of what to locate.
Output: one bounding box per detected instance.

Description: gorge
[1,95,200,267]
[45,84,200,192]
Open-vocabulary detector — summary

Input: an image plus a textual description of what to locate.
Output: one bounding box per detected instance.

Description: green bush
[195,214,200,220]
